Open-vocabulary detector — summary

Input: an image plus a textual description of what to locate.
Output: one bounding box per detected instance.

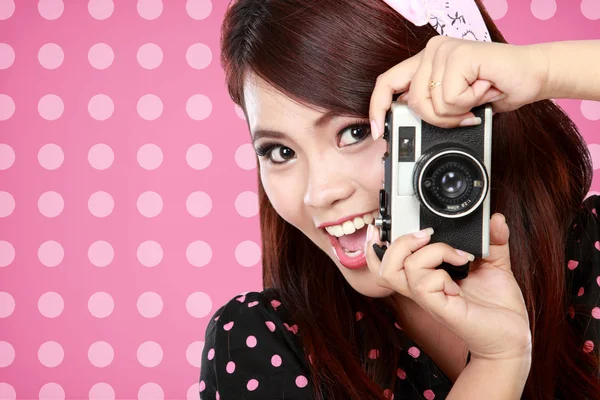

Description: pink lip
[318,210,377,229]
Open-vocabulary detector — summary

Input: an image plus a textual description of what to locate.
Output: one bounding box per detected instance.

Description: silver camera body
[373,102,493,280]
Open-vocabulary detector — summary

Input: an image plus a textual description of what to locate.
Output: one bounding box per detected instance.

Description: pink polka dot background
[0,1,598,398]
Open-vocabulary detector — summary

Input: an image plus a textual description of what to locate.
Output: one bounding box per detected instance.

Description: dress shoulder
[199,289,313,399]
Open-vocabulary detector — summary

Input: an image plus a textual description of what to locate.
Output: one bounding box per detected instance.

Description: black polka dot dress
[199,195,600,399]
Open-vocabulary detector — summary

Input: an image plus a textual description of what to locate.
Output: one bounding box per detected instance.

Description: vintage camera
[373,102,493,280]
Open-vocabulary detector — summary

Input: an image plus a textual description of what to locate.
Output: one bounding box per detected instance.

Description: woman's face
[244,73,395,298]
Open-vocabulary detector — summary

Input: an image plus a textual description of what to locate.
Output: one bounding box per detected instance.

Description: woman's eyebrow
[251,110,342,145]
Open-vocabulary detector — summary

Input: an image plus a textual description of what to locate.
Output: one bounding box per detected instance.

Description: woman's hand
[369,35,549,134]
[364,214,532,361]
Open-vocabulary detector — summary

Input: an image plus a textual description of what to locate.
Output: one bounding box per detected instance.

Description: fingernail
[370,120,380,140]
[366,223,374,243]
[458,117,482,127]
[489,93,507,102]
[413,227,434,238]
[455,249,475,262]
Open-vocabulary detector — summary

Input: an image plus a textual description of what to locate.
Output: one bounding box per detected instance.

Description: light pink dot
[0,144,14,170]
[186,143,212,170]
[88,240,114,267]
[234,104,246,120]
[137,94,163,121]
[88,94,114,121]
[38,94,64,120]
[567,260,579,270]
[137,144,163,170]
[186,94,212,121]
[596,241,600,252]
[38,0,64,20]
[186,191,212,218]
[187,383,201,399]
[185,341,203,368]
[88,191,114,217]
[88,143,114,170]
[38,43,64,69]
[186,43,212,70]
[39,383,65,400]
[137,191,163,217]
[583,340,595,353]
[207,348,214,360]
[89,382,115,400]
[137,240,163,267]
[138,383,164,400]
[589,144,600,170]
[0,43,15,69]
[247,379,259,391]
[592,307,600,319]
[597,276,600,287]
[246,335,257,348]
[38,292,64,318]
[186,292,212,318]
[0,0,15,20]
[424,389,436,400]
[235,240,261,267]
[88,43,114,69]
[186,240,212,267]
[186,0,212,20]
[38,341,64,367]
[271,354,282,367]
[0,292,15,317]
[38,191,64,217]
[581,100,600,121]
[137,0,163,20]
[38,240,64,267]
[296,375,308,388]
[408,346,421,358]
[368,349,380,359]
[265,321,276,332]
[137,341,163,367]
[0,341,14,367]
[198,381,206,393]
[0,383,16,400]
[137,292,163,318]
[484,0,508,19]
[88,0,114,20]
[397,367,407,379]
[235,143,257,170]
[226,361,236,373]
[88,292,114,318]
[0,241,15,267]
[88,341,114,367]
[0,191,15,217]
[38,143,64,170]
[0,94,15,120]
[530,0,556,20]
[235,191,259,217]
[137,43,163,69]
[578,287,585,296]
[582,0,600,20]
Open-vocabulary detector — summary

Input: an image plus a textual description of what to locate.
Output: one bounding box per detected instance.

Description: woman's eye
[267,146,295,164]
[339,124,371,146]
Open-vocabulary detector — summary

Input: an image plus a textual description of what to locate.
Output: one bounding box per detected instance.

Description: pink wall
[0,0,599,399]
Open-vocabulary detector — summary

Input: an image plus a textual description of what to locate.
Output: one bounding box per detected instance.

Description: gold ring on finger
[429,80,442,90]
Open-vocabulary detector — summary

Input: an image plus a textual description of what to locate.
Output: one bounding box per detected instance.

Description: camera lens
[439,170,466,198]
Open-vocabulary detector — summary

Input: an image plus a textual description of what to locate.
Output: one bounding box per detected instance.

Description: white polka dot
[186,240,212,267]
[39,383,65,400]
[88,143,114,170]
[38,43,64,69]
[137,0,162,20]
[38,0,64,20]
[0,191,15,217]
[186,191,212,217]
[186,292,212,318]
[0,43,15,69]
[88,191,115,217]
[186,0,212,20]
[0,144,15,170]
[0,292,15,317]
[137,341,163,367]
[138,383,164,400]
[38,94,64,121]
[0,94,15,120]
[38,292,64,318]
[38,143,64,170]
[88,43,114,69]
[88,0,114,20]
[235,240,261,267]
[38,191,64,217]
[0,382,16,400]
[186,43,212,70]
[0,241,15,267]
[88,94,115,121]
[137,241,163,267]
[137,292,163,318]
[186,382,200,400]
[235,143,257,170]
[185,143,212,170]
[589,143,600,170]
[88,292,114,318]
[581,100,600,121]
[0,0,15,20]
[137,94,163,120]
[88,240,115,267]
[88,341,114,367]
[186,94,212,120]
[137,43,163,69]
[530,0,556,20]
[38,341,64,367]
[89,382,116,400]
[137,144,163,170]
[234,104,246,120]
[582,0,600,20]
[186,341,204,368]
[137,191,163,217]
[0,341,14,367]
[235,191,258,217]
[38,240,64,267]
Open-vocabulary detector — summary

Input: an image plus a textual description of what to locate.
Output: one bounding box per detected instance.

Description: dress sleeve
[565,194,600,362]
[199,291,313,399]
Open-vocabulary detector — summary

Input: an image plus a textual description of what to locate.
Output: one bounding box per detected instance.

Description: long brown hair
[219,0,600,398]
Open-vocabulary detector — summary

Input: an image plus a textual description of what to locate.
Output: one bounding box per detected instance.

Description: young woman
[199,0,600,398]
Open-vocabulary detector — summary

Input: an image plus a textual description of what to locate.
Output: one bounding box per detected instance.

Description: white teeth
[324,211,379,238]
